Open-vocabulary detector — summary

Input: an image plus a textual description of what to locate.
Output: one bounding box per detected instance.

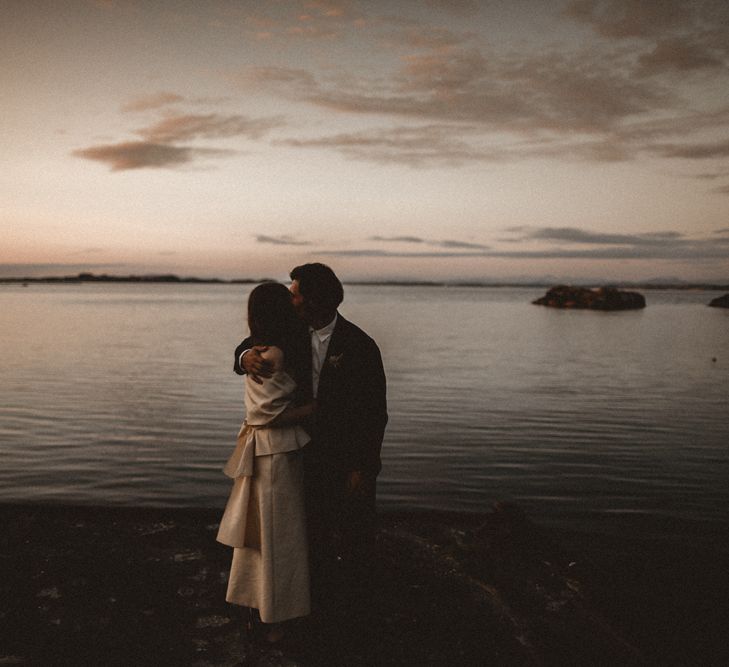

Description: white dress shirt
[310,314,337,398]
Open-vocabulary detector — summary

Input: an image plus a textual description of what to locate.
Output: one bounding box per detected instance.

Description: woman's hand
[242,346,273,384]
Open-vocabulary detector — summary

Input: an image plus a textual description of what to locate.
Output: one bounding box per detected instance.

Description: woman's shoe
[244,607,258,640]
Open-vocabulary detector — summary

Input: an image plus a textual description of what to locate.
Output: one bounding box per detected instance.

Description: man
[234,263,388,608]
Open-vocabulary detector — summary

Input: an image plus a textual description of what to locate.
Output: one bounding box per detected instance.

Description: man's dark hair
[290,263,344,312]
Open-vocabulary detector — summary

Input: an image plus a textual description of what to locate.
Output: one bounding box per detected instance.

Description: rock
[2,504,727,665]
[532,285,646,310]
[708,293,729,308]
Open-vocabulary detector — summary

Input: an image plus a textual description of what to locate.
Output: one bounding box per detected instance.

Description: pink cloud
[72,141,231,171]
[122,92,184,113]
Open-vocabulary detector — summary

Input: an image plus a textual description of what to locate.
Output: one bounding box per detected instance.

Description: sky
[2,0,729,283]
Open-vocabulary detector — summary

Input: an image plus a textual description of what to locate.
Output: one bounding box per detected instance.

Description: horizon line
[1,272,729,290]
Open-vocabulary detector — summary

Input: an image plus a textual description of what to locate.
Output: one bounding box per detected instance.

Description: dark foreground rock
[533,285,646,310]
[708,293,729,308]
[1,503,727,666]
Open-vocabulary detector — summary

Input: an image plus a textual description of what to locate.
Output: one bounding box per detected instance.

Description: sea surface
[1,283,727,544]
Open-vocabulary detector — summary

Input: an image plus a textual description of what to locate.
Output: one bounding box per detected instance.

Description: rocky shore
[1,503,727,666]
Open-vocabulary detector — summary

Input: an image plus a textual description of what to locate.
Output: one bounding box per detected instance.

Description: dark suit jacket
[234,314,387,478]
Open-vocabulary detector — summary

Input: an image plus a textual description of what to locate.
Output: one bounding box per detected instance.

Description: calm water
[1,283,727,543]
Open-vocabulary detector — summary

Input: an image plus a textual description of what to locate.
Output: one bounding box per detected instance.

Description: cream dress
[217,347,310,623]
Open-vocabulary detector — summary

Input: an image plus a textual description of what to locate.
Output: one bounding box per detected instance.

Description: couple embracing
[217,263,388,641]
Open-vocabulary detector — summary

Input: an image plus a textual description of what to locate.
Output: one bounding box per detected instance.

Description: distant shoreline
[2,272,728,291]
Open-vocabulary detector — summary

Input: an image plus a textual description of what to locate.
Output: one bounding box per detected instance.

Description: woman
[217,282,314,641]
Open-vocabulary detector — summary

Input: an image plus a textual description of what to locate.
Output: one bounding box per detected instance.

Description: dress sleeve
[244,347,297,425]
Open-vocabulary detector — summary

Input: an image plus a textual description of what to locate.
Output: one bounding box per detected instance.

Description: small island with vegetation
[532,285,647,310]
[708,293,729,308]
[0,272,268,285]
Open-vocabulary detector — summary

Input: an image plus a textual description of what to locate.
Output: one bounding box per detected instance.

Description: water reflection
[0,283,727,543]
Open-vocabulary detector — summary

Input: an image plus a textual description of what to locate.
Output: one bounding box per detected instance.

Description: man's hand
[299,400,317,419]
[346,470,365,496]
[242,346,273,384]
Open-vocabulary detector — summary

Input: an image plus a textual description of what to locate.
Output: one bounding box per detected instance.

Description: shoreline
[3,503,727,665]
[2,273,728,291]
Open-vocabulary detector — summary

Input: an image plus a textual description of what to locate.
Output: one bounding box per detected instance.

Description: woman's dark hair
[247,282,308,387]
[289,263,343,313]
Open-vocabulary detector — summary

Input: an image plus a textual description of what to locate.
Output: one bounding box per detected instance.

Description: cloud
[516,242,729,259]
[72,141,233,171]
[498,226,729,258]
[255,235,311,246]
[75,111,282,171]
[521,227,686,246]
[137,113,285,143]
[637,36,725,75]
[369,235,489,249]
[316,248,486,259]
[425,0,479,15]
[439,239,490,249]
[285,24,338,38]
[320,227,729,261]
[279,124,514,167]
[279,121,648,167]
[692,169,729,180]
[563,0,694,39]
[607,106,729,159]
[239,66,317,90]
[653,139,729,159]
[303,0,350,19]
[319,241,728,261]
[82,5,729,178]
[370,235,425,243]
[122,92,184,113]
[68,247,106,255]
[251,43,672,136]
[266,58,729,167]
[237,2,360,43]
[564,1,729,78]
[396,26,467,50]
[235,3,728,171]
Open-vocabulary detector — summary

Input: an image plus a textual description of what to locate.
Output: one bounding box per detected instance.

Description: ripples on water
[1,283,727,542]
